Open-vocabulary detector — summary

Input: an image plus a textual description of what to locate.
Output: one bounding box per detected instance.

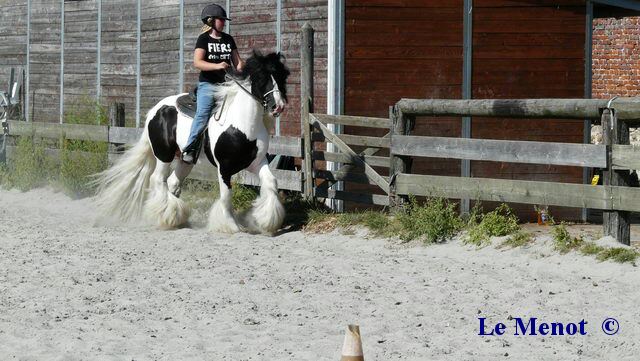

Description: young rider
[182,3,244,164]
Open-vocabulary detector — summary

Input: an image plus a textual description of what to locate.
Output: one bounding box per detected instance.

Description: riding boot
[181,135,204,165]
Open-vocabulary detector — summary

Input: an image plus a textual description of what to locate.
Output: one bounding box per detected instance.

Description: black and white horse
[93,51,289,234]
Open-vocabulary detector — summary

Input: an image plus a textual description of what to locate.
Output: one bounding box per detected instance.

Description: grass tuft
[500,230,534,248]
[552,222,584,253]
[595,247,638,263]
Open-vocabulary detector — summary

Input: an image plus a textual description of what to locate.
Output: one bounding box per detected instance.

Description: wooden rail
[395,174,640,213]
[396,98,640,123]
[6,120,302,157]
[5,145,303,192]
[392,135,608,168]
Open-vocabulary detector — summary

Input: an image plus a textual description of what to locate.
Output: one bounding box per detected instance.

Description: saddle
[176,87,198,119]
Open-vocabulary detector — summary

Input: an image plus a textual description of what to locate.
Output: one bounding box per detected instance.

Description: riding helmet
[201,4,231,24]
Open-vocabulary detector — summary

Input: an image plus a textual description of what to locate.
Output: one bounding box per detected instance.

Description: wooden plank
[314,169,389,186]
[314,187,389,206]
[310,114,390,193]
[108,126,142,144]
[396,98,640,122]
[392,135,607,168]
[612,145,640,171]
[7,120,108,142]
[310,113,389,129]
[268,136,302,158]
[312,151,389,168]
[312,132,390,148]
[395,173,623,211]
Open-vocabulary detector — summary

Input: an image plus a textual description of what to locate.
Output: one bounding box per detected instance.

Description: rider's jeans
[185,81,217,151]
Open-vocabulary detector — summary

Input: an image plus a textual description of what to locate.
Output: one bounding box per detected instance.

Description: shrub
[231,184,259,212]
[465,204,520,246]
[397,196,464,243]
[5,135,54,191]
[58,101,109,198]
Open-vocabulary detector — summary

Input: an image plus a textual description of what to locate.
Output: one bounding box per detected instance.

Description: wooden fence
[387,98,640,245]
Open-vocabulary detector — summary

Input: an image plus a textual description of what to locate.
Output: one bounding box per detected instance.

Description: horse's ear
[251,49,264,62]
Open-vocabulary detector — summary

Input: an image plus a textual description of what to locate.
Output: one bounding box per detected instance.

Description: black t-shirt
[195,32,237,84]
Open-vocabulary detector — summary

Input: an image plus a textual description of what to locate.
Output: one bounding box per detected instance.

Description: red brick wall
[592,17,640,99]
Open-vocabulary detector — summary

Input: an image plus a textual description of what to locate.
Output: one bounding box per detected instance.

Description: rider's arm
[231,49,244,72]
[193,49,229,71]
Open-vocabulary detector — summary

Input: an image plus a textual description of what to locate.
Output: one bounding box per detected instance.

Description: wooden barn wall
[140,0,181,123]
[0,1,27,100]
[64,0,98,121]
[101,0,137,126]
[30,0,62,124]
[279,0,327,137]
[472,0,586,220]
[0,0,327,131]
[344,0,464,204]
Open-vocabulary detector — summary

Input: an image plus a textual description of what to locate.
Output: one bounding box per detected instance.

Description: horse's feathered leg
[241,159,285,235]
[145,161,190,229]
[208,171,241,233]
[167,160,193,197]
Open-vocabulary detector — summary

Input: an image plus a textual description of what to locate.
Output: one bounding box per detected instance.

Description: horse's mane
[211,78,245,116]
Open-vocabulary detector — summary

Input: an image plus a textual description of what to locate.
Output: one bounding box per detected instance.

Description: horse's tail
[92,127,156,224]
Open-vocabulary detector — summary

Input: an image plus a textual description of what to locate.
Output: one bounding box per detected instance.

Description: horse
[93,51,290,234]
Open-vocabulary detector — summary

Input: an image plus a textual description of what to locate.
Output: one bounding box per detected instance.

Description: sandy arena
[1,187,639,360]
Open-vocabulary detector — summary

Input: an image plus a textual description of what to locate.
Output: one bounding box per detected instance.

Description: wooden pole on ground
[301,23,314,200]
[389,105,413,210]
[340,324,364,361]
[602,107,631,245]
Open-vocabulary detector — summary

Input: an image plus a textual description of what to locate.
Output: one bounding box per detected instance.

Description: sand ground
[1,187,639,360]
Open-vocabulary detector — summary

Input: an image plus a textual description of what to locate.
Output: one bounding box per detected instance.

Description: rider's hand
[218,62,231,71]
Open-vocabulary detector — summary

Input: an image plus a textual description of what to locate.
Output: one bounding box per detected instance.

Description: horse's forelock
[244,51,290,101]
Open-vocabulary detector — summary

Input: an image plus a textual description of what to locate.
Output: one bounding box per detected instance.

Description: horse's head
[242,51,290,117]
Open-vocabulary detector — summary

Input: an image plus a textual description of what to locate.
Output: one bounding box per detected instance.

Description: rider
[182,3,244,165]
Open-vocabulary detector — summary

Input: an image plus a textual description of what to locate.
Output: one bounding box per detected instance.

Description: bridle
[232,75,281,110]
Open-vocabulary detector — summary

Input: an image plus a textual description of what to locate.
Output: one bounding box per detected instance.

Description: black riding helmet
[201,4,231,24]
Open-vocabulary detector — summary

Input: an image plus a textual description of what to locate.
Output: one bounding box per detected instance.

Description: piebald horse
[93,51,290,234]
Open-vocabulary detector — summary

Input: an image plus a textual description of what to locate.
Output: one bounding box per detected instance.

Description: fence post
[109,102,125,153]
[389,105,412,210]
[601,107,631,245]
[301,23,314,200]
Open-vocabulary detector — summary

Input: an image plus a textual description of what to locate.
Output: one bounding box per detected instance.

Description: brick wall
[592,17,640,99]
